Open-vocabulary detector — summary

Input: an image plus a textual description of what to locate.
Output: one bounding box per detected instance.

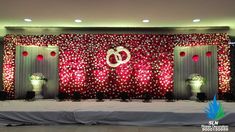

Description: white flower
[30,73,47,81]
[186,74,206,85]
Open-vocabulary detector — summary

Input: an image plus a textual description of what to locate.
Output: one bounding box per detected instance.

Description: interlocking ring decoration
[106,46,131,67]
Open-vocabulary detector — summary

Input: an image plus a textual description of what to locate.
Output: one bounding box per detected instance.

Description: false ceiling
[0,0,235,35]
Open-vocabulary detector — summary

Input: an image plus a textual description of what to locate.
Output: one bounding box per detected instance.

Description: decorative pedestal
[31,80,45,99]
[189,80,202,100]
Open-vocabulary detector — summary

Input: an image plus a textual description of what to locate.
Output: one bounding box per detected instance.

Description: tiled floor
[0,125,234,132]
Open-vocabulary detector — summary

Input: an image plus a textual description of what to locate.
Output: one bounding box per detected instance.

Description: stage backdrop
[174,45,218,99]
[2,34,230,99]
[15,46,59,98]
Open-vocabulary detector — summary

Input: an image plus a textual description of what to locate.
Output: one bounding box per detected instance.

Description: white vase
[31,80,45,99]
[189,80,202,100]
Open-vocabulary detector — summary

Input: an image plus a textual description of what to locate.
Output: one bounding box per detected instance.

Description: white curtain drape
[173,45,218,99]
[15,46,59,98]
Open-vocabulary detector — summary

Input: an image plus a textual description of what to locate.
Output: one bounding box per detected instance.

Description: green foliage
[30,73,47,81]
[186,73,206,85]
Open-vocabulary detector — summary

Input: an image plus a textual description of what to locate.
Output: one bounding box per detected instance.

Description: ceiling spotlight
[142,19,150,23]
[75,19,82,23]
[24,18,32,22]
[193,19,200,23]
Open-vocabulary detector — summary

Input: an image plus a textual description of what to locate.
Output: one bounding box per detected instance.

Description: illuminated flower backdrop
[3,33,230,98]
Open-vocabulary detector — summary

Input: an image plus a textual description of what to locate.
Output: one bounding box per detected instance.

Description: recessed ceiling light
[193,19,200,23]
[24,18,32,22]
[142,19,150,23]
[75,19,82,23]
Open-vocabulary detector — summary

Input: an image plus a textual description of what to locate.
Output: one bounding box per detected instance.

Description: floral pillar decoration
[3,35,57,98]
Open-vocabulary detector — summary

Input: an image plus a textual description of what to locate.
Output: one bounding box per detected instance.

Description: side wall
[230,36,235,96]
[0,37,3,91]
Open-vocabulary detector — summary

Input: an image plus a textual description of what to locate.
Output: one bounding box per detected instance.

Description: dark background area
[230,36,235,95]
[0,37,3,91]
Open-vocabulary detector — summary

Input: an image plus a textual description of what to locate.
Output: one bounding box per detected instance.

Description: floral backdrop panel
[3,34,230,99]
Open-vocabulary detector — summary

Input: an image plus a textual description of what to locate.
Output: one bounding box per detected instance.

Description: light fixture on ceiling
[24,18,32,22]
[193,19,200,23]
[75,19,82,23]
[142,19,150,23]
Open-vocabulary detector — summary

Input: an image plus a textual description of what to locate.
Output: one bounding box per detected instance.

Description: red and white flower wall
[3,33,230,98]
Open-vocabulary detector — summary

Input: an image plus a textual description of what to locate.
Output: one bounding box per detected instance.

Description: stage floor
[0,99,235,126]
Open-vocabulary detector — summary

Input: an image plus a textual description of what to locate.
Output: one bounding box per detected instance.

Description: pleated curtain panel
[15,46,59,98]
[174,45,218,99]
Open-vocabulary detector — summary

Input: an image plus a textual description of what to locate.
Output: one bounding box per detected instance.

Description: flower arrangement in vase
[30,73,47,99]
[186,73,206,100]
